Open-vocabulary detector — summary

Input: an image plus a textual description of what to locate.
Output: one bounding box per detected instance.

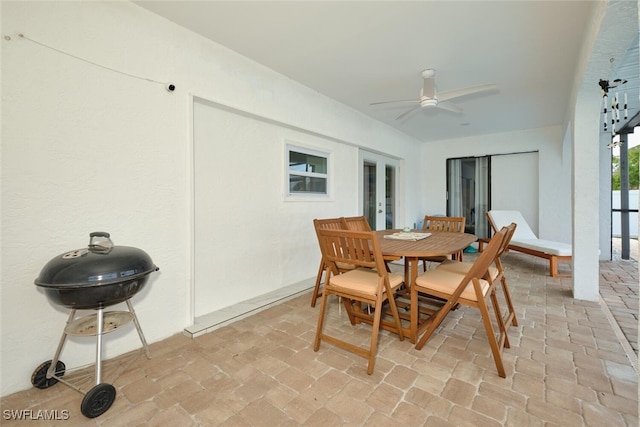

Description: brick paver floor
[602,238,638,356]
[1,244,637,426]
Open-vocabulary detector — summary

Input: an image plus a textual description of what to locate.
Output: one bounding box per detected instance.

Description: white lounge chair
[485,210,571,277]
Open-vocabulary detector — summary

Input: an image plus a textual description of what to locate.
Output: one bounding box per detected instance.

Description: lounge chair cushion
[511,238,572,256]
[486,210,538,240]
[488,210,571,256]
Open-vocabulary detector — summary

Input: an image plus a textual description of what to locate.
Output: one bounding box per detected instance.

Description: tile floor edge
[183,281,315,338]
[599,294,638,373]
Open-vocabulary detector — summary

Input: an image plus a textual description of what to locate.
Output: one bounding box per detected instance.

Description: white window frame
[285,143,331,200]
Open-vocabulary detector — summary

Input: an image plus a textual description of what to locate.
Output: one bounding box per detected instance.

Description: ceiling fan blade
[396,106,421,121]
[438,83,497,103]
[370,99,419,106]
[437,101,463,114]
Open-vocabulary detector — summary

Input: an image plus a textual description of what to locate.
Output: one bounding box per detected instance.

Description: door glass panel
[386,164,395,229]
[447,156,490,238]
[361,151,398,230]
[363,161,376,229]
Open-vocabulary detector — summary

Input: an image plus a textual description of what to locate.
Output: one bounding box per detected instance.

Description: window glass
[287,145,329,197]
[289,152,327,174]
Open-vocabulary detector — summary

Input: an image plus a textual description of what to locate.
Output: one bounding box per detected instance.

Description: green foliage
[612,145,640,190]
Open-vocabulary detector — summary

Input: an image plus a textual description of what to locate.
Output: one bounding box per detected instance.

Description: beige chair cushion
[437,260,499,280]
[330,268,403,296]
[415,269,489,302]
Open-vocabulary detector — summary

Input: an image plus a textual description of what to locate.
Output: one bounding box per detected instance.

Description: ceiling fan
[371,69,497,120]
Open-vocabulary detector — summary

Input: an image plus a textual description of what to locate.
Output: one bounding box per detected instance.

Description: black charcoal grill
[31,232,159,418]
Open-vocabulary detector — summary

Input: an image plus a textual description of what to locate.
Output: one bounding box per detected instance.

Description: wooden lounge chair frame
[484,210,571,278]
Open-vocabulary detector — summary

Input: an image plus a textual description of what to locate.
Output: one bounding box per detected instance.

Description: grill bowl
[35,233,158,309]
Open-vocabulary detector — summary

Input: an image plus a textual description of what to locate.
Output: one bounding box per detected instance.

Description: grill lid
[35,232,158,289]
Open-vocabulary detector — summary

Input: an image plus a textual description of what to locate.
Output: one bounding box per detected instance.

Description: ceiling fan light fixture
[420,98,438,108]
[420,68,436,79]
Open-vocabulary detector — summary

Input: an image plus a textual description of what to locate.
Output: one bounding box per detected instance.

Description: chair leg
[310,260,326,307]
[415,298,457,350]
[478,291,506,378]
[342,297,358,325]
[489,289,510,349]
[366,298,383,375]
[384,288,404,341]
[549,257,558,277]
[313,288,330,352]
[500,276,518,327]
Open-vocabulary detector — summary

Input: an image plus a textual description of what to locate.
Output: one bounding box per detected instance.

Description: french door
[360,151,398,230]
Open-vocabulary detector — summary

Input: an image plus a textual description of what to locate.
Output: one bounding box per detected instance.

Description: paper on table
[383,232,432,241]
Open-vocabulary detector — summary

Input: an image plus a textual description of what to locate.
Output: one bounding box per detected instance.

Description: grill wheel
[81,383,116,418]
[31,360,66,389]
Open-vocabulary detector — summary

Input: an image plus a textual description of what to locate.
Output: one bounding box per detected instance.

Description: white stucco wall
[1,1,422,396]
[419,126,572,243]
[191,99,408,318]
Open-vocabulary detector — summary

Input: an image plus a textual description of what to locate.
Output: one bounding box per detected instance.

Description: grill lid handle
[89,232,113,254]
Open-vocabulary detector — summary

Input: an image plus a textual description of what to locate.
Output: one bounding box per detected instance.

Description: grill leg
[47,309,75,379]
[95,308,104,385]
[126,299,151,359]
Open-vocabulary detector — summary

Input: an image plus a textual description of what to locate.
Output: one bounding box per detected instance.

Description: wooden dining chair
[343,215,402,269]
[436,222,519,341]
[420,215,466,270]
[311,218,353,307]
[314,228,405,375]
[412,226,510,377]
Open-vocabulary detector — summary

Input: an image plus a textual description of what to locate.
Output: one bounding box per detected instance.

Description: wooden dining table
[377,229,478,343]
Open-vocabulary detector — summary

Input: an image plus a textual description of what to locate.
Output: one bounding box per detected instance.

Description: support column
[619,133,630,259]
[572,93,601,302]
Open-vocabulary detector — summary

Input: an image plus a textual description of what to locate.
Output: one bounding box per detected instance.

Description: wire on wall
[5,33,176,92]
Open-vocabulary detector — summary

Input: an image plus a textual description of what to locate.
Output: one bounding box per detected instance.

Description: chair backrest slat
[497,222,517,257]
[314,217,345,232]
[317,228,381,271]
[491,222,516,274]
[342,216,372,232]
[423,216,466,233]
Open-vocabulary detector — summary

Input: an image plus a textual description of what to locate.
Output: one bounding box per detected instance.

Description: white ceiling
[134,1,639,143]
